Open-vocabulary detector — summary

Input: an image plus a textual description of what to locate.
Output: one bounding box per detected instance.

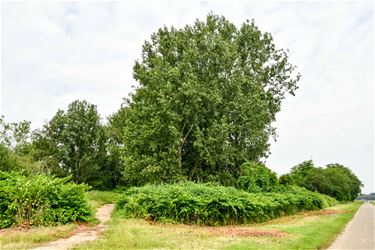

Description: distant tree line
[279,160,362,201]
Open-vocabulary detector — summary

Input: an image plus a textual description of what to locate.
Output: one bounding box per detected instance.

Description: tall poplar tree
[123,14,300,185]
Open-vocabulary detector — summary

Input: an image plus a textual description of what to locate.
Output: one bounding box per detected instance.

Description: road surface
[328,202,375,249]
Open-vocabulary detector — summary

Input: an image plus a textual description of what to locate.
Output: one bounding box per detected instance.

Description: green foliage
[269,185,339,208]
[122,14,300,185]
[0,143,47,175]
[236,162,277,192]
[0,117,45,175]
[0,171,94,229]
[279,173,294,185]
[87,190,124,209]
[116,182,325,226]
[283,160,362,201]
[101,106,129,188]
[323,164,362,201]
[321,194,340,208]
[0,144,18,172]
[0,116,32,154]
[32,100,108,188]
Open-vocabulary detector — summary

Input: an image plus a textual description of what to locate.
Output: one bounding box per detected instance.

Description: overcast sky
[1,1,373,193]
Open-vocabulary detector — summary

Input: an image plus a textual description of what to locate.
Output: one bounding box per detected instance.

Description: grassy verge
[73,202,361,250]
[0,224,77,250]
[87,190,123,209]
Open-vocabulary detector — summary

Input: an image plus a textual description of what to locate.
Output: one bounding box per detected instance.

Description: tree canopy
[280,160,362,201]
[32,100,107,187]
[122,14,300,185]
[236,162,278,192]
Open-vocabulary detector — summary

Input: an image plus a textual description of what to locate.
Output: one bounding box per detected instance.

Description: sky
[1,1,374,193]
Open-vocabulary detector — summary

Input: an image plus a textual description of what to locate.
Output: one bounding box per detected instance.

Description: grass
[0,224,77,250]
[73,202,362,250]
[87,190,123,209]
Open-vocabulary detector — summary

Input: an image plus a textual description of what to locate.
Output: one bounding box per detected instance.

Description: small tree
[34,100,106,187]
[236,162,277,192]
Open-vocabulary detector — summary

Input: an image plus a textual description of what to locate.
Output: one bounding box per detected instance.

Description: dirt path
[327,202,375,249]
[32,204,115,250]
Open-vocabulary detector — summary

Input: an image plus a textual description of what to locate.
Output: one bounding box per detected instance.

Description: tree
[34,100,107,187]
[236,162,277,192]
[279,173,294,185]
[0,117,44,174]
[0,116,32,155]
[287,160,315,185]
[122,14,300,185]
[324,164,362,201]
[102,105,129,188]
[282,160,362,201]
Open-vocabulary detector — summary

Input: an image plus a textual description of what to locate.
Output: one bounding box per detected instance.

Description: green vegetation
[73,202,361,250]
[236,162,278,192]
[117,182,330,226]
[87,190,123,209]
[0,15,363,250]
[0,171,93,229]
[280,160,362,201]
[122,14,300,186]
[0,224,77,250]
[32,100,121,189]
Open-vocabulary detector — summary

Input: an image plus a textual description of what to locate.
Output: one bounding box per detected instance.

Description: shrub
[0,171,94,229]
[116,182,326,226]
[236,162,278,192]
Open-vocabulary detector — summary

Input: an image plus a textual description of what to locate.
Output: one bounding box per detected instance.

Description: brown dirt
[149,222,288,238]
[32,204,115,250]
[300,209,346,217]
[207,227,289,237]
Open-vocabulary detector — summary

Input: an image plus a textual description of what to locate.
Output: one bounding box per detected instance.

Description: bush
[236,162,278,192]
[270,185,340,208]
[0,171,94,229]
[116,182,326,226]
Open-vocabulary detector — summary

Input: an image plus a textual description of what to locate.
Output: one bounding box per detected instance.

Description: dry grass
[0,224,77,250]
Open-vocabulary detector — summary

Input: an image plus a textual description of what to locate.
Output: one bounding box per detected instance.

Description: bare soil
[32,204,115,250]
[207,227,289,237]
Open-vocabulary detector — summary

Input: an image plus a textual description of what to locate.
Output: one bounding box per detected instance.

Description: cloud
[1,1,373,192]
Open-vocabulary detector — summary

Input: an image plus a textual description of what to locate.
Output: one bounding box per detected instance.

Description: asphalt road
[328,202,375,250]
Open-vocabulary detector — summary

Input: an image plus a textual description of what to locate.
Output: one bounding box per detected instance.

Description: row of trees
[280,160,362,201]
[0,101,125,189]
[0,110,363,201]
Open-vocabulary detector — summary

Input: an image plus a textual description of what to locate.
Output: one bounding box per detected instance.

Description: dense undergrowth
[0,171,94,229]
[116,182,338,226]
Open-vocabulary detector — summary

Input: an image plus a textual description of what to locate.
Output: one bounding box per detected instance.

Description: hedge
[116,182,330,226]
